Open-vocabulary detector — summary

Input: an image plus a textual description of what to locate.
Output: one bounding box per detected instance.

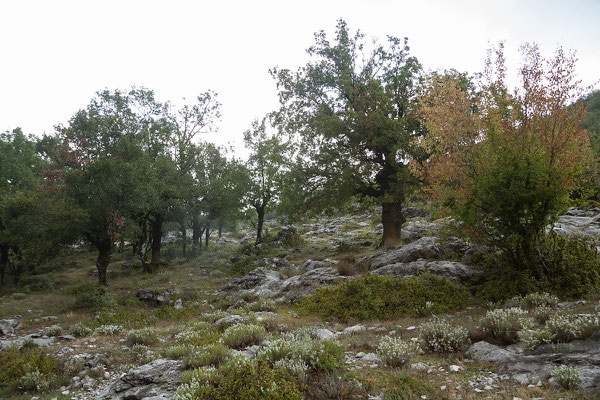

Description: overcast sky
[1,0,598,155]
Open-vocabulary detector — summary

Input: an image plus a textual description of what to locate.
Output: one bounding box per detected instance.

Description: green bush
[126,328,159,346]
[475,233,600,301]
[42,325,63,337]
[68,323,92,338]
[296,273,471,322]
[419,318,469,353]
[0,347,61,389]
[478,307,529,344]
[183,343,231,369]
[70,282,116,310]
[174,360,304,400]
[221,324,267,349]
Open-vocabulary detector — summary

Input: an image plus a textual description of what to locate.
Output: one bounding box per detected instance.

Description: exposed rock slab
[370,237,460,269]
[220,267,285,298]
[0,319,19,336]
[371,259,478,281]
[274,267,346,303]
[136,288,175,306]
[97,359,181,400]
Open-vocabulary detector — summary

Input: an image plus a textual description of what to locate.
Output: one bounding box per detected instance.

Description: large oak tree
[271,20,426,248]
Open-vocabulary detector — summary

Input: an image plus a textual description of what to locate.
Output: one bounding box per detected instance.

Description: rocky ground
[1,208,600,399]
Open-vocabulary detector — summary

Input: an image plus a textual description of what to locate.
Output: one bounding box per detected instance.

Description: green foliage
[552,365,581,390]
[418,318,469,353]
[42,325,63,337]
[70,282,116,310]
[174,361,304,400]
[126,328,159,346]
[376,337,422,367]
[478,307,529,344]
[0,347,61,389]
[67,323,92,338]
[183,343,231,369]
[383,373,435,400]
[297,274,471,322]
[220,323,267,349]
[476,233,600,301]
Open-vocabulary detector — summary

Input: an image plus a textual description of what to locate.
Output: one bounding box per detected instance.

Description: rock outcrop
[371,259,479,281]
[97,359,182,400]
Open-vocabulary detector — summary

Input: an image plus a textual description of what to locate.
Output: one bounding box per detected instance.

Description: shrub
[523,313,600,349]
[532,306,555,325]
[478,307,528,344]
[18,369,56,392]
[162,345,194,360]
[174,361,304,400]
[256,332,344,373]
[521,292,559,309]
[297,274,471,322]
[70,282,116,310]
[183,343,231,369]
[93,324,124,336]
[419,318,469,353]
[180,366,220,385]
[220,323,266,349]
[273,357,309,382]
[244,297,276,312]
[42,325,63,337]
[131,344,157,364]
[126,328,159,346]
[173,328,219,347]
[552,365,581,390]
[68,323,92,338]
[377,336,422,367]
[0,347,61,389]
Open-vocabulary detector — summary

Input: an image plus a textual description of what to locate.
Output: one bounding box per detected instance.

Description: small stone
[440,385,446,390]
[406,326,416,331]
[449,365,461,372]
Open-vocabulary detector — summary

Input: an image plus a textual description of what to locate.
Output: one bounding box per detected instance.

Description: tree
[271,20,426,248]
[243,118,288,244]
[417,43,595,275]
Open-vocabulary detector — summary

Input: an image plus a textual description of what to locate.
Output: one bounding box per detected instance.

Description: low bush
[376,336,422,367]
[68,323,92,338]
[522,313,600,349]
[131,344,157,364]
[478,307,528,344]
[126,328,159,346]
[521,292,560,309]
[0,346,61,389]
[93,324,124,336]
[18,369,56,392]
[419,318,469,353]
[70,282,116,310]
[162,345,194,360]
[220,323,267,349]
[297,273,471,322]
[256,331,344,373]
[244,297,276,312]
[42,325,63,337]
[183,343,231,369]
[174,360,304,400]
[552,365,581,390]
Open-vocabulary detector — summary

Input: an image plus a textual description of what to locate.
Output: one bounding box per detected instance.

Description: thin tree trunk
[256,205,265,244]
[96,242,112,286]
[0,245,8,285]
[381,201,404,249]
[150,214,164,271]
[218,219,223,238]
[205,222,210,247]
[179,216,187,259]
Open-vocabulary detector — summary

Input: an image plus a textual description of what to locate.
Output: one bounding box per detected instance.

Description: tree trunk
[179,217,187,259]
[0,245,8,285]
[381,201,404,249]
[205,222,210,247]
[256,205,265,244]
[149,214,164,272]
[218,219,223,238]
[96,242,112,286]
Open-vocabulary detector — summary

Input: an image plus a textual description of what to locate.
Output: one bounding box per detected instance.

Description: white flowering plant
[377,336,422,367]
[419,318,469,353]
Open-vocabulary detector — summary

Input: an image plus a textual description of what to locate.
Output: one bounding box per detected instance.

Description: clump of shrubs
[297,274,471,322]
[131,344,157,364]
[220,323,267,349]
[376,336,422,367]
[174,360,304,400]
[478,307,529,344]
[70,282,116,310]
[0,346,61,391]
[522,313,600,349]
[521,292,560,309]
[552,365,581,390]
[68,323,92,338]
[419,318,469,353]
[256,330,344,373]
[244,297,276,312]
[126,328,159,346]
[183,343,231,369]
[162,345,194,360]
[42,325,63,337]
[93,324,124,336]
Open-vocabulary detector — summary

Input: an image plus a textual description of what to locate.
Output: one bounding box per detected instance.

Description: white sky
[1,0,598,156]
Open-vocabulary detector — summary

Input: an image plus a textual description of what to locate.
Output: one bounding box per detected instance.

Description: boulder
[220,267,285,298]
[136,288,175,306]
[0,319,19,336]
[371,259,478,281]
[466,341,518,363]
[401,220,440,243]
[370,237,452,269]
[297,259,334,271]
[97,359,181,400]
[213,314,248,328]
[274,267,346,303]
[257,257,295,271]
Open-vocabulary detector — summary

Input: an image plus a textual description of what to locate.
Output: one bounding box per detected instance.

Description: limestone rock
[0,319,19,335]
[96,359,181,400]
[372,259,478,281]
[220,267,285,298]
[136,288,175,306]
